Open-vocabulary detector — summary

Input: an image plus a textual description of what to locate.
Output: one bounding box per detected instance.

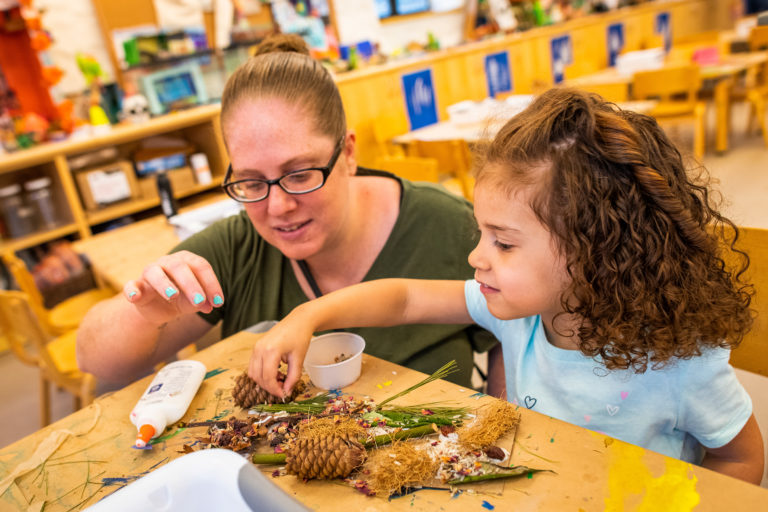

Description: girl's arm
[701,414,764,484]
[248,279,471,397]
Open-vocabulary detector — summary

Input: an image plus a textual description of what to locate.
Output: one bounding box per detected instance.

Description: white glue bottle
[129,360,207,448]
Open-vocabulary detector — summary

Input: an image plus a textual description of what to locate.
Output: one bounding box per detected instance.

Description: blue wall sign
[550,35,573,84]
[484,51,513,98]
[655,12,671,53]
[607,23,625,67]
[401,69,438,130]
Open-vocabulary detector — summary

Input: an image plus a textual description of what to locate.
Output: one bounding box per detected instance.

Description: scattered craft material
[363,441,440,496]
[183,361,543,498]
[334,352,351,363]
[458,400,521,449]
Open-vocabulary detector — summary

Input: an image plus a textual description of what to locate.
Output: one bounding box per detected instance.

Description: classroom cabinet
[0,104,227,253]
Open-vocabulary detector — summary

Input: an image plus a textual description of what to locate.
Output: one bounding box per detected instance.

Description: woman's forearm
[76,296,165,382]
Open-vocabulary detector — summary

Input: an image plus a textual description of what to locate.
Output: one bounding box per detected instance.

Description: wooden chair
[405,139,475,200]
[370,115,408,158]
[0,290,96,427]
[2,250,114,336]
[373,155,465,198]
[631,65,707,160]
[572,82,629,102]
[725,226,768,377]
[745,26,768,147]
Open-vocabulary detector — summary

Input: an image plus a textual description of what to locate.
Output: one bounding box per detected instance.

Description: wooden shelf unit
[0,104,228,253]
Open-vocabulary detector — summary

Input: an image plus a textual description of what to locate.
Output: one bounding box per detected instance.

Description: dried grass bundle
[298,416,366,441]
[363,441,440,496]
[457,400,520,449]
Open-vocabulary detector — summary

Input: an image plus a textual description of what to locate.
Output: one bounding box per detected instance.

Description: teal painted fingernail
[128,291,137,298]
[193,293,205,305]
[165,287,178,298]
[213,294,223,305]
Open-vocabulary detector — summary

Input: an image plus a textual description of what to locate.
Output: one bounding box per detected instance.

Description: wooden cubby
[0,104,227,253]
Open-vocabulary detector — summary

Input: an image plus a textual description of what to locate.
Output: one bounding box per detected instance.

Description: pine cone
[285,435,366,479]
[232,372,307,408]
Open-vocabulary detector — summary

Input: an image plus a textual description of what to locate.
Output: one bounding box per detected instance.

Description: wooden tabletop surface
[1,332,766,511]
[72,193,229,291]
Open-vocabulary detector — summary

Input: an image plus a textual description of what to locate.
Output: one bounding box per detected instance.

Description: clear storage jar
[24,177,59,229]
[0,183,35,238]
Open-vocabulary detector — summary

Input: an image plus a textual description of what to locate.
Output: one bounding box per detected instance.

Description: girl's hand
[122,250,224,327]
[248,313,315,398]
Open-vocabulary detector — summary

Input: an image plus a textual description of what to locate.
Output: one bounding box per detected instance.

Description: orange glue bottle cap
[135,424,155,448]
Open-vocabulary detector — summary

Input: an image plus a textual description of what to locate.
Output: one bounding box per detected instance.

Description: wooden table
[566,52,768,154]
[1,332,766,511]
[391,101,658,145]
[72,193,229,291]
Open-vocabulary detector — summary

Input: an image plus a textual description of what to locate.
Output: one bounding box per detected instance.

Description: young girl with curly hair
[249,88,764,483]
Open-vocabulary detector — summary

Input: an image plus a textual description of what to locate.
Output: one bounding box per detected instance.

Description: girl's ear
[343,130,358,176]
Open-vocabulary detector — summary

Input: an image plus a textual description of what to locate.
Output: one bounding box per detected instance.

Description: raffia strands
[297,417,366,441]
[457,400,520,449]
[285,435,366,479]
[363,441,440,496]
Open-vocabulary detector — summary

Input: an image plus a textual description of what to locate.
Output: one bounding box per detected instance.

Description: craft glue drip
[130,360,206,448]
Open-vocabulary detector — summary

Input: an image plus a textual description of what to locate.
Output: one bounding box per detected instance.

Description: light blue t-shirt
[465,280,752,462]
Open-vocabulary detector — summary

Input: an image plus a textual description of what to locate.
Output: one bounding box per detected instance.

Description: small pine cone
[232,372,307,408]
[285,435,366,479]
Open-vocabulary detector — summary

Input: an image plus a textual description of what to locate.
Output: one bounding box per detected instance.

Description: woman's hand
[122,250,225,327]
[248,309,315,398]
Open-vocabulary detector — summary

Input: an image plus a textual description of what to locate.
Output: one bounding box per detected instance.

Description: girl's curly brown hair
[474,87,754,372]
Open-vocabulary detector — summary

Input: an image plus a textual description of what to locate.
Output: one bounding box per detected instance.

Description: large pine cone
[232,372,307,408]
[285,435,366,479]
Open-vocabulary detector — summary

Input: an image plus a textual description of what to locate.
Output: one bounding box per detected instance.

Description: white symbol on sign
[609,31,621,52]
[488,59,504,92]
[411,77,432,115]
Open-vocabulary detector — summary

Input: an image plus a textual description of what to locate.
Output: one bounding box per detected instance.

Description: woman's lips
[273,220,311,240]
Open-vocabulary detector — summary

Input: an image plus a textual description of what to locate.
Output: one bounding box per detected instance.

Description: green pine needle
[376,360,459,410]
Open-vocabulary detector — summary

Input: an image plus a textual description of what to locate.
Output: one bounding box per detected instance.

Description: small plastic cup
[303,332,365,390]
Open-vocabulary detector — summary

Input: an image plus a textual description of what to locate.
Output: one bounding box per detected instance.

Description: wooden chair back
[371,115,408,158]
[406,139,475,200]
[0,289,58,371]
[1,250,47,319]
[749,26,768,52]
[724,226,768,376]
[373,155,440,183]
[572,82,629,102]
[0,289,96,426]
[1,249,114,335]
[632,65,701,106]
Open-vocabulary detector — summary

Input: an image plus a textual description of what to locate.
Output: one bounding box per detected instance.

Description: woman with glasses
[77,35,501,393]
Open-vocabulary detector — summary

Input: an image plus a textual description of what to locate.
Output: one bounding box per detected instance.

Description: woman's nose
[266,185,297,216]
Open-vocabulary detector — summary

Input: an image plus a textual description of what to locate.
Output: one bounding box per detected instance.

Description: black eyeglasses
[223,138,345,203]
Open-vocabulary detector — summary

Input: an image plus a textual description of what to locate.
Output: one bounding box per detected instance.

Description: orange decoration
[21,111,49,142]
[29,31,51,51]
[41,66,63,86]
